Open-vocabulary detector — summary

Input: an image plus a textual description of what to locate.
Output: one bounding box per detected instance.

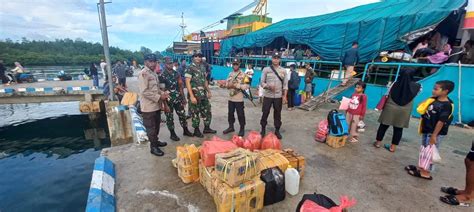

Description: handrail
[362,62,443,82]
[211,56,343,71]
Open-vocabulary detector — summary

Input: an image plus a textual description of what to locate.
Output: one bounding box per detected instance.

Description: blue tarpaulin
[220,0,466,62]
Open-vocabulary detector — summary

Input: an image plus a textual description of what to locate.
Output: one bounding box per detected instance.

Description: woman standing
[90,63,99,88]
[374,70,421,152]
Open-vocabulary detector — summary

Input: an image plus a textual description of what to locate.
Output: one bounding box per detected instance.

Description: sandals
[384,144,395,152]
[407,169,433,180]
[440,195,471,207]
[373,141,382,148]
[405,165,417,171]
[349,137,359,143]
[441,187,459,195]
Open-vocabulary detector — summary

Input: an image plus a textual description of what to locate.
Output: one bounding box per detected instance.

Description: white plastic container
[285,165,300,196]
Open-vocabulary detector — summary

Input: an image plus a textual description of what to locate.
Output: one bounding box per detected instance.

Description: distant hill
[0,38,155,66]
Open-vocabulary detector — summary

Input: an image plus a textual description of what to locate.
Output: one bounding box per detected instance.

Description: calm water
[0,102,110,211]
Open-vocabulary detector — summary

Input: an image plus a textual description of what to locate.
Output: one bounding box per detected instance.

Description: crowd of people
[133,47,472,207]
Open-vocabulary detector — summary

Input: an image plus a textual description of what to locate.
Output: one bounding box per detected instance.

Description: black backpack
[260,167,285,206]
[327,109,349,136]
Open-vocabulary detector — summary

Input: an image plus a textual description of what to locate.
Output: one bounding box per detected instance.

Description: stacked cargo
[173,134,306,211]
[226,15,273,37]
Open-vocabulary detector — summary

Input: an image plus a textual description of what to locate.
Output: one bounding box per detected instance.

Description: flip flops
[441,187,459,195]
[440,195,471,207]
[373,141,381,148]
[384,144,395,152]
[407,169,433,180]
[405,165,417,171]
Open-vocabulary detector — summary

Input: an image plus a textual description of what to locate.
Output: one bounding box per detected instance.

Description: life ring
[381,56,389,63]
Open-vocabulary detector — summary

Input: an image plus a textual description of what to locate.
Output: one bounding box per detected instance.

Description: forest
[0,38,158,67]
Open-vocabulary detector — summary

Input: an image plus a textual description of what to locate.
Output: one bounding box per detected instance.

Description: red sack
[261,132,282,150]
[231,135,244,147]
[314,120,329,143]
[243,131,262,151]
[200,140,238,167]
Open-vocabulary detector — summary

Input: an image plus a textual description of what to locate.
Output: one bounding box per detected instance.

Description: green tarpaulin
[220,0,466,62]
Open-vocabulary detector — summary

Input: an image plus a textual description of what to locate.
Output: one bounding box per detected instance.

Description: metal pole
[98,0,114,100]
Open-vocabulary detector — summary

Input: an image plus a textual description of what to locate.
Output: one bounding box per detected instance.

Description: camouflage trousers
[165,100,188,131]
[189,98,212,128]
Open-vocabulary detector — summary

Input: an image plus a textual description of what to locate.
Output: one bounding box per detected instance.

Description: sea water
[0,102,110,211]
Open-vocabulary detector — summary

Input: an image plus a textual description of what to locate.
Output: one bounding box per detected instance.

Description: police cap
[272,52,281,59]
[144,53,157,62]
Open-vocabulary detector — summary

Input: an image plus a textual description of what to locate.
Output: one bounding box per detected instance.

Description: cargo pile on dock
[173,131,305,211]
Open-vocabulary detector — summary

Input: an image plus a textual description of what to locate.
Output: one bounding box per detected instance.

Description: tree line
[0,38,160,67]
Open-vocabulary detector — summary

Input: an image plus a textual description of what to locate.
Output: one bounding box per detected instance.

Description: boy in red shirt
[346,81,367,143]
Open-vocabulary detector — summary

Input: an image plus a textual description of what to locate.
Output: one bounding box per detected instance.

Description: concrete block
[86,156,116,212]
[106,102,133,146]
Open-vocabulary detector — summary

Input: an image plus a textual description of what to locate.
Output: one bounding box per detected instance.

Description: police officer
[260,52,288,139]
[160,58,193,141]
[138,54,170,156]
[185,53,217,138]
[220,59,248,136]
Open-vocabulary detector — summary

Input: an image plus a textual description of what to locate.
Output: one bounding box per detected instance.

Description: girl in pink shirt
[346,81,368,143]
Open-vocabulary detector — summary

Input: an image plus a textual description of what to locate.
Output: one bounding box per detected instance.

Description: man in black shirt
[0,60,8,84]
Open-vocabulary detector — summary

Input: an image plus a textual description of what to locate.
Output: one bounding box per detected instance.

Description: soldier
[260,52,288,139]
[219,59,248,136]
[185,53,217,138]
[160,58,193,141]
[138,54,170,156]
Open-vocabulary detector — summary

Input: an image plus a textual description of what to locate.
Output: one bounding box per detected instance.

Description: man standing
[0,60,8,84]
[100,59,107,80]
[341,41,359,86]
[161,58,193,141]
[220,59,248,136]
[114,61,127,87]
[185,53,217,138]
[260,52,288,139]
[138,54,169,156]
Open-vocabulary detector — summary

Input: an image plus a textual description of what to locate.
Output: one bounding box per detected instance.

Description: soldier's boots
[170,130,180,142]
[238,126,245,137]
[223,125,235,134]
[150,147,164,157]
[157,141,168,147]
[193,128,204,138]
[183,127,193,137]
[260,127,266,137]
[275,129,283,139]
[203,126,217,134]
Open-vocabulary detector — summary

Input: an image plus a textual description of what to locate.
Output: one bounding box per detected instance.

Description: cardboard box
[215,148,258,187]
[326,135,347,148]
[199,160,217,195]
[213,178,265,212]
[177,144,200,183]
[280,149,305,178]
[256,149,289,173]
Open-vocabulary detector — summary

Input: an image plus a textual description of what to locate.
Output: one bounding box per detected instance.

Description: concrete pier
[102,88,473,212]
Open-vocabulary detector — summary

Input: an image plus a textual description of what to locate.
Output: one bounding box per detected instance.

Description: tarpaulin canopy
[220,0,466,62]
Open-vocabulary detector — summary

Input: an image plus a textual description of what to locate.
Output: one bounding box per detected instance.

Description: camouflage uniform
[160,68,188,131]
[185,63,212,128]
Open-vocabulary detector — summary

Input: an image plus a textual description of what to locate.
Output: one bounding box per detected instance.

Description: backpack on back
[327,110,349,136]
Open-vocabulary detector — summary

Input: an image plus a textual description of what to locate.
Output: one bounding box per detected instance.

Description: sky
[0,0,379,52]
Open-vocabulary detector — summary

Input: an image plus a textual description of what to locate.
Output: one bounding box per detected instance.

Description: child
[406,80,455,180]
[304,63,314,101]
[346,81,367,143]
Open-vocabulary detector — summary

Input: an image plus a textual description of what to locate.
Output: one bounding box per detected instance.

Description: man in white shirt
[100,59,107,80]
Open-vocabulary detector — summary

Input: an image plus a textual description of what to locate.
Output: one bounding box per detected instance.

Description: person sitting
[11,62,25,83]
[418,44,452,64]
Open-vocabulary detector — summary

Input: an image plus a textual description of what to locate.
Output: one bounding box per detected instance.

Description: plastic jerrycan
[285,165,300,195]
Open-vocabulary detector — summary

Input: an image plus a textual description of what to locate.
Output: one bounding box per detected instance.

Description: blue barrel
[294,92,302,106]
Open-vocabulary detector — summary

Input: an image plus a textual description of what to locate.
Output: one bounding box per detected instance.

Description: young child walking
[346,81,367,143]
[406,80,455,180]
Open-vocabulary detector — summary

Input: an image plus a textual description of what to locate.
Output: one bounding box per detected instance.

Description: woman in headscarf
[374,69,421,152]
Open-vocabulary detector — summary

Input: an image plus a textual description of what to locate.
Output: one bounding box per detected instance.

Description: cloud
[0,0,379,51]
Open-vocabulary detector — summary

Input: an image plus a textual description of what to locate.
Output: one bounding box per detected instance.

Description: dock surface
[101,86,473,212]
